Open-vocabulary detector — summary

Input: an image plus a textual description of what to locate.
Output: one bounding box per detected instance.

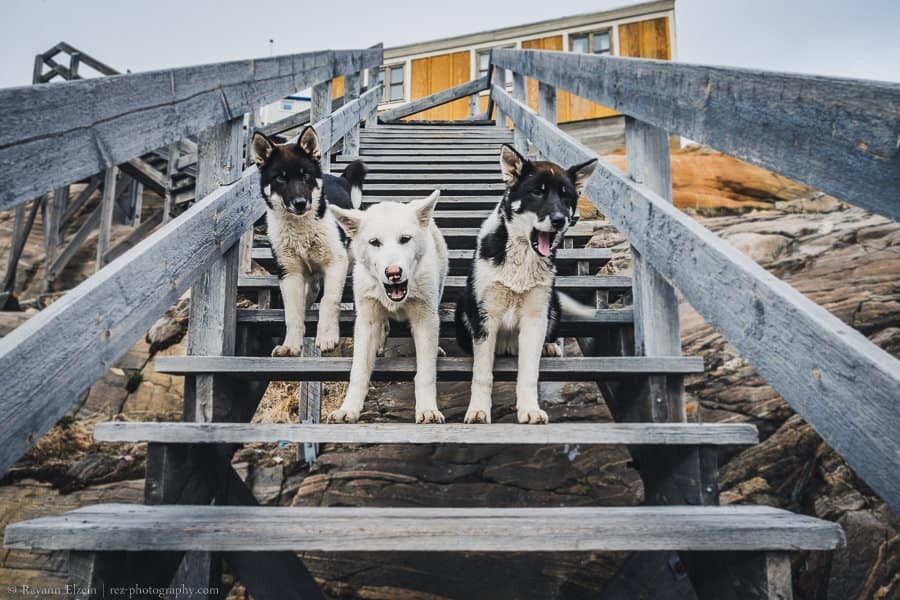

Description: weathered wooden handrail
[0,72,382,477]
[379,75,489,122]
[490,81,900,511]
[491,49,900,221]
[0,48,382,211]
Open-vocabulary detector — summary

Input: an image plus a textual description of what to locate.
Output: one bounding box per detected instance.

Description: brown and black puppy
[252,126,367,355]
[454,143,597,424]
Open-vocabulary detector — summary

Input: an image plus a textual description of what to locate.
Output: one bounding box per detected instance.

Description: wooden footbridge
[0,42,897,599]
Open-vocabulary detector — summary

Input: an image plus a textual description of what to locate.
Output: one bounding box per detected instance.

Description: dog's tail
[340,160,367,209]
[558,292,597,318]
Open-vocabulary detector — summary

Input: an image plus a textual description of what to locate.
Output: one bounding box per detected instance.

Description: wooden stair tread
[4,504,844,552]
[237,306,632,335]
[154,355,704,381]
[93,422,758,445]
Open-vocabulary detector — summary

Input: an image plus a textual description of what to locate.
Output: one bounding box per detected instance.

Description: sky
[0,0,898,89]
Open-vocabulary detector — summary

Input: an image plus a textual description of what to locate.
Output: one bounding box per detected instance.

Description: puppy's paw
[416,409,445,424]
[463,409,491,424]
[542,342,563,357]
[436,346,447,357]
[326,408,360,424]
[315,329,340,353]
[517,408,549,424]
[271,344,301,357]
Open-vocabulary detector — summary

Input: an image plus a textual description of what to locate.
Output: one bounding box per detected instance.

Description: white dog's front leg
[315,254,348,352]
[516,314,549,424]
[273,272,306,357]
[410,308,444,424]
[464,318,498,424]
[327,299,381,423]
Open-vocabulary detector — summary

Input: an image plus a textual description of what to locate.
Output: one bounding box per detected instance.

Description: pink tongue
[389,286,405,299]
[537,232,552,256]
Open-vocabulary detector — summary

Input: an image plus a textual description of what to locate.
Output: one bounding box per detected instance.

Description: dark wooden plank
[360,148,499,156]
[379,76,489,122]
[94,422,758,446]
[492,48,900,220]
[154,355,704,381]
[0,48,382,210]
[342,71,362,157]
[4,504,845,552]
[48,201,103,281]
[334,155,498,163]
[492,83,900,512]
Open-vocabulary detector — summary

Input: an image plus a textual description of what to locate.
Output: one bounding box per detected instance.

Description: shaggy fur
[455,144,598,424]
[252,127,367,355]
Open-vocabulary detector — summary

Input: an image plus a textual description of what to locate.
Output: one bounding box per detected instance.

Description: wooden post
[468,93,479,118]
[343,71,362,158]
[494,67,507,128]
[299,338,321,463]
[95,168,117,273]
[512,71,527,154]
[163,143,178,224]
[68,52,81,79]
[129,180,143,227]
[311,80,332,173]
[365,66,379,129]
[1,200,39,302]
[538,81,557,124]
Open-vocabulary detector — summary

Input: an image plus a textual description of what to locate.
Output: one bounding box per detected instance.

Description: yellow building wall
[332,76,345,98]
[407,50,471,120]
[618,17,671,59]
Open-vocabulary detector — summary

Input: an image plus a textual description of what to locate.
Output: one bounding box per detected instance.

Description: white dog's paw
[437,346,447,357]
[271,344,301,357]
[326,408,360,424]
[315,328,340,352]
[517,408,549,424]
[542,342,563,357]
[416,409,445,424]
[463,408,491,424]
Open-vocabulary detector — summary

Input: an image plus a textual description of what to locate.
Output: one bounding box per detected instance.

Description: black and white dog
[252,126,367,356]
[455,144,598,424]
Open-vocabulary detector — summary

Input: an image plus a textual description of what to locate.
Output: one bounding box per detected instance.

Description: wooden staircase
[4,121,844,599]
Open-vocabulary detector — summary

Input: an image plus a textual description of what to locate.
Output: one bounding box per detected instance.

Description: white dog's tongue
[537,231,552,256]
[388,286,406,300]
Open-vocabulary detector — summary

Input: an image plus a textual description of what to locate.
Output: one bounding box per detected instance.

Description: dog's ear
[298,126,321,161]
[329,205,363,237]
[251,132,276,166]
[567,158,598,195]
[499,144,526,187]
[410,190,439,227]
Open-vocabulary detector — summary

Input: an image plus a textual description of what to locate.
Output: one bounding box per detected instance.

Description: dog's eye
[398,235,412,245]
[368,238,382,247]
[275,174,286,184]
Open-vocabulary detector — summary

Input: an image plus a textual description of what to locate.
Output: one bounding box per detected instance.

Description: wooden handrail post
[343,71,362,158]
[512,71,527,154]
[537,82,556,161]
[493,67,507,128]
[468,93,479,118]
[365,65,379,129]
[94,168,117,274]
[311,80,333,172]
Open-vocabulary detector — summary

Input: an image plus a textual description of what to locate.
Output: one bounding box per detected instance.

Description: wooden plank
[491,83,900,512]
[154,355,703,381]
[4,504,844,552]
[104,209,164,264]
[235,306,632,337]
[310,85,382,154]
[252,246,610,266]
[360,148,499,156]
[512,71,528,154]
[0,48,383,210]
[311,79,332,171]
[94,168,117,273]
[491,48,900,220]
[48,201,103,281]
[342,71,362,157]
[2,199,39,293]
[362,174,501,183]
[333,155,498,163]
[94,422,758,446]
[365,183,505,192]
[0,163,265,476]
[346,164,502,173]
[381,76,489,122]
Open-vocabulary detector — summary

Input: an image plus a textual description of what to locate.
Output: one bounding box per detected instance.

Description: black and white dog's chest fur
[455,144,597,355]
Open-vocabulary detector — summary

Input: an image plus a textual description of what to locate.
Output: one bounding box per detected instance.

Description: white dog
[327,191,448,424]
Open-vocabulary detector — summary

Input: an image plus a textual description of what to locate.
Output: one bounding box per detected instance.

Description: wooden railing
[488,49,900,511]
[0,47,383,475]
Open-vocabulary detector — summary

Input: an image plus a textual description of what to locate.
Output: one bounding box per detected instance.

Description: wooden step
[334,155,499,164]
[364,182,506,194]
[359,144,505,152]
[5,504,844,552]
[236,305,632,336]
[251,247,611,274]
[253,225,595,250]
[359,136,513,143]
[238,274,631,303]
[363,173,502,182]
[154,356,703,381]
[349,163,502,173]
[362,149,499,156]
[361,196,509,210]
[94,422,758,445]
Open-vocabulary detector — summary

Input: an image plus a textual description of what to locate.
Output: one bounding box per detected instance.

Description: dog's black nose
[550,214,567,230]
[289,198,307,211]
[385,265,403,282]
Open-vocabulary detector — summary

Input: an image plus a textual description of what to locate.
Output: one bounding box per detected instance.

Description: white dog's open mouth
[530,229,558,257]
[383,281,409,302]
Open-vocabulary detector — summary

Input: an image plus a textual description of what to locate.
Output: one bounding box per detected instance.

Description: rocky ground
[0,150,896,599]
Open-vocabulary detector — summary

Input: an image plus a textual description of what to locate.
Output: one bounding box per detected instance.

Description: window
[477,48,513,84]
[570,30,611,55]
[379,65,404,102]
